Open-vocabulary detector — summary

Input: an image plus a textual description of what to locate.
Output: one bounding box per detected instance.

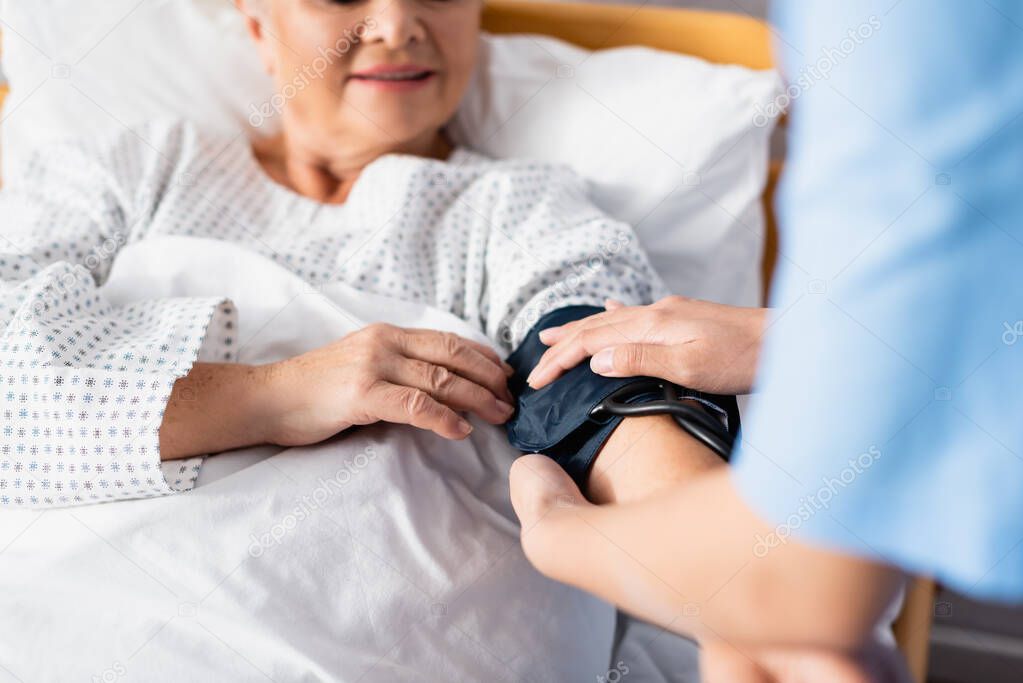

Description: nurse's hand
[265,324,515,444]
[526,296,767,395]
[700,639,912,683]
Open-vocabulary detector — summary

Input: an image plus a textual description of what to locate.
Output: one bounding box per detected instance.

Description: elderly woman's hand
[525,296,767,395]
[264,324,515,444]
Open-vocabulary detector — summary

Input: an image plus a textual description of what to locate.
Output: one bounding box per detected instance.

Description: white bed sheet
[0,236,614,682]
[0,235,902,682]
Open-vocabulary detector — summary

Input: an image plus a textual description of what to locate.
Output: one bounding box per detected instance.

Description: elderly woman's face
[245,0,481,149]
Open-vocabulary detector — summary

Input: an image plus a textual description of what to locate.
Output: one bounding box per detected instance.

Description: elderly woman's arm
[160,324,516,459]
[0,128,243,507]
[480,163,740,500]
[1,123,519,507]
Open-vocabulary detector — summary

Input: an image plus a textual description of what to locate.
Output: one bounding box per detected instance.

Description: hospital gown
[0,119,666,508]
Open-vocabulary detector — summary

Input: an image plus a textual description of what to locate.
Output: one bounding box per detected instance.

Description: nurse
[513,1,1023,680]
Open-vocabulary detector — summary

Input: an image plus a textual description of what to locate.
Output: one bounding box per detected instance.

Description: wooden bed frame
[0,4,933,679]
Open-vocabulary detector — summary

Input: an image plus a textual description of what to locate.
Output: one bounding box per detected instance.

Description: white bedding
[0,236,615,681]
[0,235,902,682]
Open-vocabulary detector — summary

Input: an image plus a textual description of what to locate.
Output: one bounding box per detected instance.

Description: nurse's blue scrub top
[732,0,1023,601]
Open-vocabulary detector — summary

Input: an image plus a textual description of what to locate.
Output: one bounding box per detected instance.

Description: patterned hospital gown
[0,119,665,508]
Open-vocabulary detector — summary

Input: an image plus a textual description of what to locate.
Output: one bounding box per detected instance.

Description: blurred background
[1,1,1019,681]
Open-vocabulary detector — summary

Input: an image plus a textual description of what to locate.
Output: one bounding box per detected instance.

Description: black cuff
[505,306,740,487]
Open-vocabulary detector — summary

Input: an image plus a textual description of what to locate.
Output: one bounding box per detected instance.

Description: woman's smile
[237,0,480,191]
[347,63,438,91]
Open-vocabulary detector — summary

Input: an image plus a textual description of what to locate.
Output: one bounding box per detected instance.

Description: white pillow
[0,0,780,305]
[449,35,781,305]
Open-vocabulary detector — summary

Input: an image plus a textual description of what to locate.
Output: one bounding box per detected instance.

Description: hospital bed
[0,2,934,680]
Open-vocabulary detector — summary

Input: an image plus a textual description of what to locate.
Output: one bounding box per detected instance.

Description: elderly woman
[0,0,734,508]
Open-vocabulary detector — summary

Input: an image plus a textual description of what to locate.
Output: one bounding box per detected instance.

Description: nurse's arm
[513,459,903,652]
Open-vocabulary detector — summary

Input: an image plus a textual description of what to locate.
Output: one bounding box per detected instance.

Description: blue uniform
[732,0,1023,601]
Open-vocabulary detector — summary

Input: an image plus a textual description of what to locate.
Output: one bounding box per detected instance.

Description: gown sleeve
[479,165,736,483]
[479,162,670,351]
[0,123,236,508]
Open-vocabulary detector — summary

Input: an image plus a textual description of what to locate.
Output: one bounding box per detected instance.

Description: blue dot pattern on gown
[0,119,667,508]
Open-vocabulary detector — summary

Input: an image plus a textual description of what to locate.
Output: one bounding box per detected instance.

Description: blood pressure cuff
[505,305,740,487]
